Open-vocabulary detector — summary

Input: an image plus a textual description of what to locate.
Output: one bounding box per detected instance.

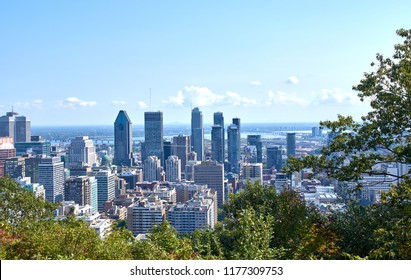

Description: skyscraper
[286,132,296,158]
[68,136,97,168]
[267,146,282,171]
[191,107,204,161]
[211,125,224,163]
[194,161,224,208]
[0,111,31,143]
[247,135,262,163]
[23,155,42,183]
[64,176,92,207]
[172,135,190,173]
[96,170,115,212]
[39,157,65,203]
[4,157,25,178]
[211,112,224,163]
[114,110,134,167]
[143,111,164,164]
[227,118,241,174]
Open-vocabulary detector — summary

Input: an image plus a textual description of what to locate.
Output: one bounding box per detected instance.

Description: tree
[222,181,330,259]
[4,217,102,260]
[191,227,224,259]
[0,177,57,228]
[286,28,411,185]
[286,28,411,259]
[217,208,283,259]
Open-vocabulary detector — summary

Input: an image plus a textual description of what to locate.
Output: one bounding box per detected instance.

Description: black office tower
[191,107,204,161]
[114,110,134,167]
[144,111,164,165]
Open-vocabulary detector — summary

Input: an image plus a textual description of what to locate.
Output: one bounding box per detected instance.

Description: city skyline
[1,1,410,125]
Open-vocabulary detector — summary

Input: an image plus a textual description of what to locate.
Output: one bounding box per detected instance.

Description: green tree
[218,208,283,259]
[191,227,223,259]
[97,227,134,260]
[223,181,326,259]
[286,28,411,259]
[0,177,56,228]
[4,217,101,260]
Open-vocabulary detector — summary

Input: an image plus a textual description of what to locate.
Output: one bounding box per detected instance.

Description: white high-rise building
[68,136,97,168]
[39,157,65,203]
[96,170,115,212]
[168,189,217,233]
[165,155,181,182]
[143,155,162,182]
[89,176,98,212]
[127,195,165,236]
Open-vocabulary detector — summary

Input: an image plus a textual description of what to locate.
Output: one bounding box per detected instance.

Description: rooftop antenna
[149,88,152,111]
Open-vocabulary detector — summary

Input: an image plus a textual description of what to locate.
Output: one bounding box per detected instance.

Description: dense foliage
[1,176,410,259]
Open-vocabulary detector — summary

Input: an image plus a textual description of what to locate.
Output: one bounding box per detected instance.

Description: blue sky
[0,1,410,125]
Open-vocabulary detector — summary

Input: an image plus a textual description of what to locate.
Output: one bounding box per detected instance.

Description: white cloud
[265,90,309,106]
[314,88,360,105]
[112,100,127,106]
[61,97,97,108]
[162,90,185,106]
[181,86,258,108]
[184,86,225,107]
[263,88,361,108]
[226,91,257,107]
[138,101,148,109]
[286,76,300,85]
[250,81,262,86]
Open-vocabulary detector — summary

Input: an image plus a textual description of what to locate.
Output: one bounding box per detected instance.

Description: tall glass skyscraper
[143,111,164,165]
[114,110,134,167]
[286,132,296,158]
[172,135,190,171]
[191,107,204,161]
[267,146,282,171]
[227,118,241,174]
[211,112,224,163]
[247,135,262,163]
